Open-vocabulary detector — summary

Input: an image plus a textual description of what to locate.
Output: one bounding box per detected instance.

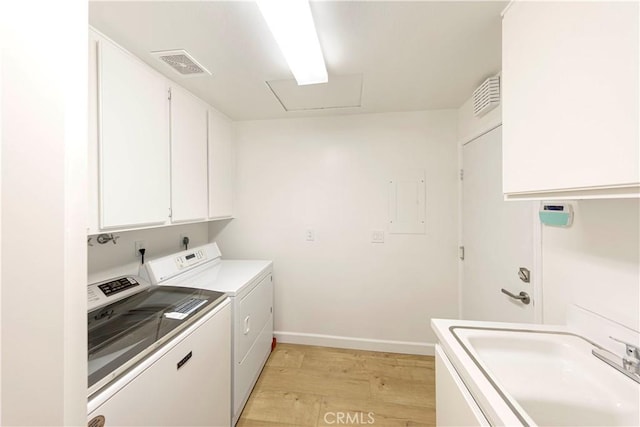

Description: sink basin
[432,319,640,426]
[455,327,639,426]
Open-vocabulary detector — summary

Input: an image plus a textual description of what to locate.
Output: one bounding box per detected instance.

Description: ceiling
[89,1,507,121]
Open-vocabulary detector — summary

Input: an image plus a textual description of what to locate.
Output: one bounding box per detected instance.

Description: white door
[461,127,538,323]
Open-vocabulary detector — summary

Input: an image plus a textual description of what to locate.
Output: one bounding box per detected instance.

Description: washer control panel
[141,243,222,283]
[98,277,139,296]
[88,276,151,312]
[175,249,207,270]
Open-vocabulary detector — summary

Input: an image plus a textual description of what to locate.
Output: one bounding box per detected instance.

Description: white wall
[542,199,640,331]
[88,223,209,282]
[1,1,87,425]
[210,111,459,354]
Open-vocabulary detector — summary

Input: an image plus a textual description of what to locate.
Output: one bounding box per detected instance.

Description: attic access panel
[266,74,362,111]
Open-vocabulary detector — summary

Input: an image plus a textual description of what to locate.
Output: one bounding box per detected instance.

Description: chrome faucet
[592,336,640,383]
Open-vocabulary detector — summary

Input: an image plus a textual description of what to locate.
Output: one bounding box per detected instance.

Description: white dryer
[141,243,273,425]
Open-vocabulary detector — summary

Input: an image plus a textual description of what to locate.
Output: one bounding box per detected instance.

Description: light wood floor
[237,344,436,427]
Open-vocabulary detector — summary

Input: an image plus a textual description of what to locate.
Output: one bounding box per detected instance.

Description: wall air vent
[151,49,211,77]
[472,76,500,117]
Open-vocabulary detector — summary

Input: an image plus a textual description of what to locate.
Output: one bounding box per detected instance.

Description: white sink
[432,319,640,426]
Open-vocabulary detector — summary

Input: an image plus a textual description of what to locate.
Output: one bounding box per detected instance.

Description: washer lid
[87,285,225,396]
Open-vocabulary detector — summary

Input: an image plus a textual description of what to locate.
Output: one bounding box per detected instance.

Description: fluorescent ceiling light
[257,0,328,85]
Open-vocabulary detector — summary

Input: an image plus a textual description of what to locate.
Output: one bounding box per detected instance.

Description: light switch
[371,230,384,243]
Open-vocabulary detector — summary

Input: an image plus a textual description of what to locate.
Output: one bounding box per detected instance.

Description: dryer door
[235,274,273,364]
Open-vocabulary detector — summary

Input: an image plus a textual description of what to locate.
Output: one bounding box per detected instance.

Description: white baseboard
[274,331,435,356]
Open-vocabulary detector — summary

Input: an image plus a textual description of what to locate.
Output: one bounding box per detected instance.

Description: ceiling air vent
[472,76,500,117]
[151,49,211,77]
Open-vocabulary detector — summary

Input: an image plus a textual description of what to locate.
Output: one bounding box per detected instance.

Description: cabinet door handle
[244,316,250,335]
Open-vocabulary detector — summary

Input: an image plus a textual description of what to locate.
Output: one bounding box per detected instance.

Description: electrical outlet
[371,230,385,243]
[305,229,315,242]
[135,241,146,257]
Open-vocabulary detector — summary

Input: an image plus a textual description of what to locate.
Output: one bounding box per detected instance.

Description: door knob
[501,288,531,305]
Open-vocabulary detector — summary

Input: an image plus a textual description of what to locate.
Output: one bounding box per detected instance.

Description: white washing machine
[141,243,273,425]
[87,276,231,427]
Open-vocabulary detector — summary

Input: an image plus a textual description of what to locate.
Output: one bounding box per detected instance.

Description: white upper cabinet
[88,29,234,233]
[170,85,209,222]
[208,109,234,219]
[94,33,170,230]
[502,1,639,199]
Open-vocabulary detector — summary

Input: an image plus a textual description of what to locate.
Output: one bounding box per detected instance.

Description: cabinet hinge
[459,246,465,261]
[168,88,172,101]
[168,207,172,218]
[459,169,464,181]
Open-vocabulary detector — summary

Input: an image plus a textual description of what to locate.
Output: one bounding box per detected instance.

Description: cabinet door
[208,108,234,219]
[502,1,639,198]
[170,86,209,222]
[435,345,489,426]
[98,39,170,229]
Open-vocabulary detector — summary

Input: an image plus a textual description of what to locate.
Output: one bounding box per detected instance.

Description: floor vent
[151,49,211,77]
[473,76,500,117]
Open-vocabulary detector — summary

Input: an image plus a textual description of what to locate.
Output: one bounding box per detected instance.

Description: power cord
[138,248,146,264]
